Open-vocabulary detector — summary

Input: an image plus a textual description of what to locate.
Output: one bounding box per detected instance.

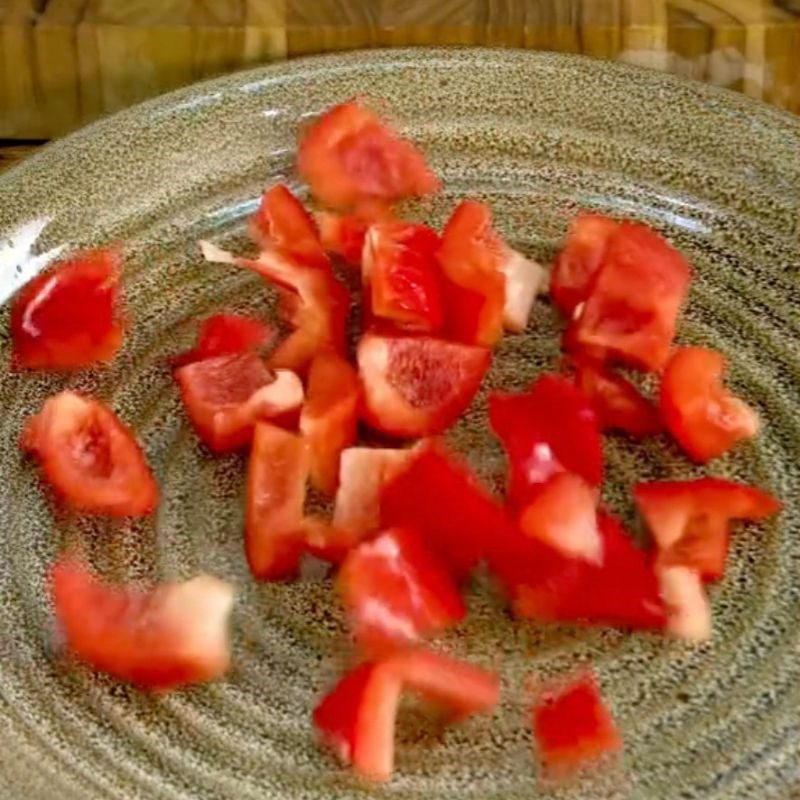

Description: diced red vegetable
[22,391,158,517]
[657,565,711,641]
[338,528,465,655]
[660,347,759,463]
[173,313,273,367]
[175,353,303,453]
[298,99,439,209]
[572,359,662,437]
[500,248,546,333]
[245,422,310,580]
[634,478,780,582]
[567,222,691,371]
[11,249,123,370]
[489,374,603,508]
[491,513,666,630]
[532,670,621,777]
[50,557,233,690]
[333,446,415,539]
[380,440,511,579]
[550,213,619,317]
[519,473,601,563]
[300,351,360,496]
[357,333,490,438]
[437,200,506,347]
[316,210,371,266]
[200,242,349,372]
[314,649,498,782]
[362,221,444,333]
[249,184,329,269]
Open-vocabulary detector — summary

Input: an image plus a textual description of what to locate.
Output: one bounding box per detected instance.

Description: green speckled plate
[0,48,799,800]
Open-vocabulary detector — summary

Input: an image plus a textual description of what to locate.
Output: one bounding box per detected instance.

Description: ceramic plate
[0,49,798,800]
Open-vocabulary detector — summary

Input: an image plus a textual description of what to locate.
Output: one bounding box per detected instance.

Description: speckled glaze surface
[0,48,799,800]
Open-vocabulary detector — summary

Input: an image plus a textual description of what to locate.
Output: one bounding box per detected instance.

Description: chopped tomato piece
[660,347,759,463]
[500,248,546,333]
[550,213,619,317]
[380,440,511,579]
[338,528,465,655]
[362,221,444,333]
[173,313,273,367]
[489,374,603,508]
[334,446,415,539]
[532,670,622,777]
[200,241,349,372]
[519,473,601,564]
[50,558,233,690]
[634,478,780,581]
[299,351,360,496]
[11,249,123,370]
[658,565,712,641]
[491,513,666,630]
[249,183,328,269]
[22,391,158,517]
[298,99,439,209]
[314,649,498,782]
[572,359,662,437]
[437,200,506,347]
[175,353,303,453]
[245,422,310,580]
[567,222,692,371]
[358,334,490,438]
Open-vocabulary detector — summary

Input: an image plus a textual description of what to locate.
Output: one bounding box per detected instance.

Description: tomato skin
[572,359,662,437]
[437,200,506,347]
[363,222,444,333]
[313,649,498,782]
[50,558,234,690]
[11,249,123,370]
[380,440,511,579]
[357,334,491,438]
[489,374,603,508]
[532,670,621,777]
[568,222,692,371]
[338,528,465,655]
[249,184,328,269]
[298,100,439,209]
[634,477,780,581]
[245,422,310,580]
[173,313,273,367]
[22,391,158,517]
[550,213,619,316]
[660,347,759,463]
[175,353,303,453]
[300,351,360,496]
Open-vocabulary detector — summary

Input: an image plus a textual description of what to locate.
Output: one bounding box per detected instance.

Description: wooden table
[2,0,799,172]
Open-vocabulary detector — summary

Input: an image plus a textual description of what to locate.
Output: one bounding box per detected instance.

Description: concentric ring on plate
[0,48,798,800]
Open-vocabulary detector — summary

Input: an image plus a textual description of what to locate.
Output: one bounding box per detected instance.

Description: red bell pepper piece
[338,528,465,655]
[658,565,712,641]
[489,373,603,508]
[531,670,622,777]
[173,313,273,367]
[299,350,360,496]
[634,477,780,582]
[660,347,759,463]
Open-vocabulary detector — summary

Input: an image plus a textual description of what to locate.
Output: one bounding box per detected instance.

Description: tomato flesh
[568,222,691,371]
[300,351,360,496]
[358,334,490,438]
[660,346,759,462]
[298,100,439,209]
[22,391,158,516]
[532,670,621,777]
[50,558,233,689]
[11,249,123,370]
[489,374,603,508]
[338,528,465,655]
[175,353,303,453]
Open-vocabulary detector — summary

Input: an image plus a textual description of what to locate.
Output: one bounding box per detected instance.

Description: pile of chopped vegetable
[12,99,780,782]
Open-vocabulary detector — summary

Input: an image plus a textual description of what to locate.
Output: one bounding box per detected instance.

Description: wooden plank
[0,140,42,173]
[667,6,712,82]
[580,0,624,61]
[523,0,582,53]
[243,0,287,64]
[621,0,670,71]
[379,0,486,47]
[0,0,39,137]
[286,0,375,55]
